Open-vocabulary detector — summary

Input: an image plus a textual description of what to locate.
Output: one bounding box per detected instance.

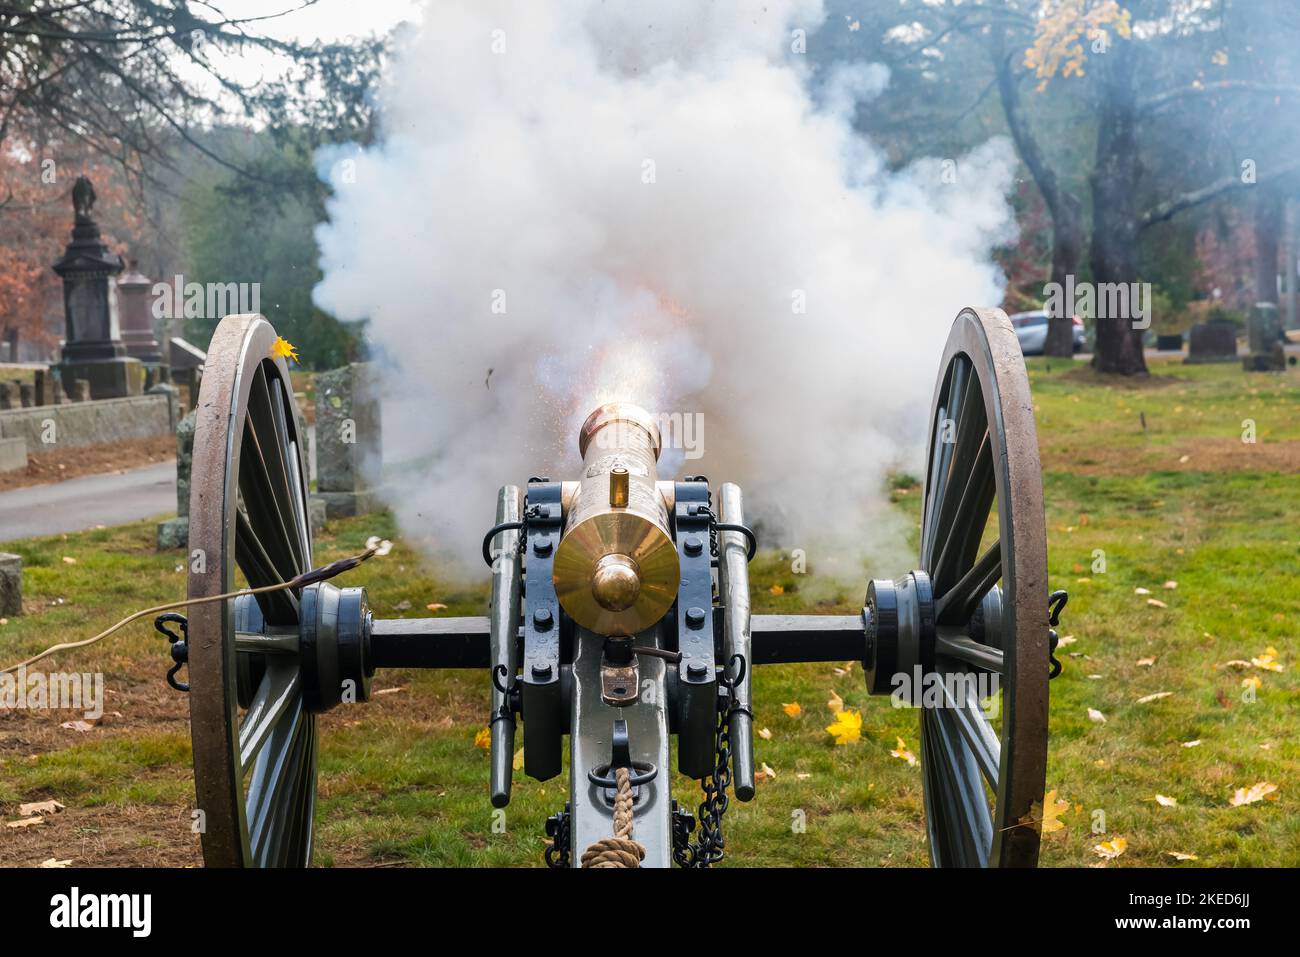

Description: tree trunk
[1089,39,1148,376]
[995,48,1083,358]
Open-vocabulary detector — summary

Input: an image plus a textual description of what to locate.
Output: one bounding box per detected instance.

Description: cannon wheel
[188,313,318,867]
[917,307,1049,867]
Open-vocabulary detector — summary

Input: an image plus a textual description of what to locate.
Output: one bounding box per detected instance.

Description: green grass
[1,357,1297,866]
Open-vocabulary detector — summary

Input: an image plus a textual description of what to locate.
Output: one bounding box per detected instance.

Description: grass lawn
[1,356,1297,867]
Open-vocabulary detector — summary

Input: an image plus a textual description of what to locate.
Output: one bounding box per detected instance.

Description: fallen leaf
[1181,739,1201,748]
[1229,782,1278,807]
[795,772,811,781]
[374,686,407,695]
[755,762,777,782]
[1087,708,1107,723]
[1136,691,1172,704]
[473,728,490,749]
[17,800,63,817]
[1221,659,1252,669]
[889,736,917,766]
[512,747,524,771]
[5,816,43,829]
[1146,598,1168,609]
[60,720,94,733]
[1154,794,1178,807]
[61,556,77,565]
[1163,580,1178,589]
[38,859,72,868]
[1020,789,1069,834]
[1094,836,1128,860]
[825,709,862,746]
[1215,688,1230,708]
[1167,851,1198,861]
[1136,657,1156,667]
[1134,587,1151,595]
[781,702,801,718]
[769,584,785,596]
[426,603,447,611]
[757,727,772,740]
[826,690,844,715]
[1056,635,1076,647]
[1178,454,1190,464]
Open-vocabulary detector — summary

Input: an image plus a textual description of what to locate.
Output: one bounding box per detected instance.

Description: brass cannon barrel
[552,403,680,636]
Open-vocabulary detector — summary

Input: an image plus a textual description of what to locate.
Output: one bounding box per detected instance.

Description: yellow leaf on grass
[756,762,777,782]
[1167,851,1198,861]
[1146,598,1168,609]
[769,584,785,596]
[826,690,844,715]
[757,727,772,740]
[1229,782,1278,807]
[6,816,43,829]
[1251,648,1283,673]
[1136,657,1156,667]
[781,702,801,718]
[1093,836,1127,859]
[1154,794,1177,807]
[1181,740,1201,748]
[512,747,525,771]
[426,603,447,611]
[825,709,862,745]
[1020,789,1069,834]
[473,728,491,749]
[889,736,917,766]
[38,859,72,868]
[1136,691,1172,704]
[17,800,63,817]
[61,556,76,565]
[1087,708,1106,723]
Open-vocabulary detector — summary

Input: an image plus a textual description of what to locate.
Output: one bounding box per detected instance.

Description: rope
[580,767,646,868]
[0,545,381,677]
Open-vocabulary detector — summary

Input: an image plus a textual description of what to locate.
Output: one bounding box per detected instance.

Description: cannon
[181,306,1058,868]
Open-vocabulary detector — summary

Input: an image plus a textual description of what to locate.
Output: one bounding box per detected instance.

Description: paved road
[0,461,175,542]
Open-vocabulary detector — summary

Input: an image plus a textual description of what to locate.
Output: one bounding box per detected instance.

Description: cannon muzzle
[552,403,680,636]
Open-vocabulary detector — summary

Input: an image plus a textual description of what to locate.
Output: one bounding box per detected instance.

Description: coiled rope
[580,767,646,868]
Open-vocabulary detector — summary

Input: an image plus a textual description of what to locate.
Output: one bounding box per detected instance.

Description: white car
[1009,310,1086,355]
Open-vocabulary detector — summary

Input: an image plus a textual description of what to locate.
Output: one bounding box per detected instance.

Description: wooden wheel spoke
[922,358,969,566]
[935,540,1002,626]
[935,627,1005,674]
[239,661,301,772]
[235,506,298,622]
[930,431,994,594]
[924,708,993,866]
[246,694,306,866]
[935,671,1001,788]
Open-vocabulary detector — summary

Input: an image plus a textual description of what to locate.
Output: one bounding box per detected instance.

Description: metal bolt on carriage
[180,306,1061,868]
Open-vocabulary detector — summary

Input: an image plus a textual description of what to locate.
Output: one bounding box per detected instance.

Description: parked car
[1009,310,1085,355]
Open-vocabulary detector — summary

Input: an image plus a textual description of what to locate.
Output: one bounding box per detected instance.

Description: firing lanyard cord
[580,766,646,869]
[0,545,381,677]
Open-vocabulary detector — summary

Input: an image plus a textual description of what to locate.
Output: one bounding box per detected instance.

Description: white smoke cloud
[314,0,1017,582]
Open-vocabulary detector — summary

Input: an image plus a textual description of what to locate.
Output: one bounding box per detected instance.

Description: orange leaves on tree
[1024,0,1133,91]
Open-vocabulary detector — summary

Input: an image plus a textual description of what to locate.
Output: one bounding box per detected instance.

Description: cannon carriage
[181,306,1058,868]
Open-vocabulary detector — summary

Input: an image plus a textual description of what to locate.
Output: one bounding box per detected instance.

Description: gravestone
[314,363,382,518]
[33,369,55,406]
[1243,302,1286,372]
[157,409,197,550]
[169,336,206,411]
[72,379,92,403]
[52,176,144,399]
[18,383,33,408]
[116,259,162,363]
[0,383,13,410]
[0,552,21,616]
[1185,321,1238,364]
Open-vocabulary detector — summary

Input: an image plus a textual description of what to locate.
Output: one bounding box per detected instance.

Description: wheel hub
[863,571,935,699]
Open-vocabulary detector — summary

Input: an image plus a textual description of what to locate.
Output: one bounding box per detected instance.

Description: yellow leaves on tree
[825,709,862,746]
[1024,0,1134,91]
